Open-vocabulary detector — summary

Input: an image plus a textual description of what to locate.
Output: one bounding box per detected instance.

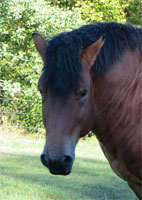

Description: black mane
[43,22,142,97]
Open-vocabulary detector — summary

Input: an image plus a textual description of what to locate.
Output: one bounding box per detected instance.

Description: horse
[33,22,142,199]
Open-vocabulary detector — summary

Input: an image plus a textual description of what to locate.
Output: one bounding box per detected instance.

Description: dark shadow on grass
[0,153,136,200]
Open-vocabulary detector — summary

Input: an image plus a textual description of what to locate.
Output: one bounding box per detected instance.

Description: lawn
[0,133,137,200]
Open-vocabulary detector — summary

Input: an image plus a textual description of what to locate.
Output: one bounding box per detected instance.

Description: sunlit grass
[0,134,136,200]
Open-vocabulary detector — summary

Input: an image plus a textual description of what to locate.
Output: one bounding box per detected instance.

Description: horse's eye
[78,90,88,101]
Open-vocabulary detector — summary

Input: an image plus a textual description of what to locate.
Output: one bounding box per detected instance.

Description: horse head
[33,34,104,175]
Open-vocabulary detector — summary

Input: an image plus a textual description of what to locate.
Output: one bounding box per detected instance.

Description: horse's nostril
[40,154,49,167]
[62,155,72,166]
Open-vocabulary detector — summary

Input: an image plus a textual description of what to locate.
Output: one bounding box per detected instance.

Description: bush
[51,0,142,27]
[125,0,142,26]
[0,0,84,133]
[75,0,127,23]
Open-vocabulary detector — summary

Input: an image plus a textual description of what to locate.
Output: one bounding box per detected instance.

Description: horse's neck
[93,49,142,146]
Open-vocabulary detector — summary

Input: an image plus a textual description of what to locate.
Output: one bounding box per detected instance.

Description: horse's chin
[49,168,71,176]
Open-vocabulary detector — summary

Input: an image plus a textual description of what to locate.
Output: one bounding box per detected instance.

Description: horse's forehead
[47,92,76,111]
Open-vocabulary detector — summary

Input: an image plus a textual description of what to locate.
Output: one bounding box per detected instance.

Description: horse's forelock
[43,33,83,98]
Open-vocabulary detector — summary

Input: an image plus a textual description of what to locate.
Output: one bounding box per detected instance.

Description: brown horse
[33,22,142,199]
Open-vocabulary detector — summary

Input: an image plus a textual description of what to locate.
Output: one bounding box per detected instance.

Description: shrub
[75,0,127,23]
[0,0,84,133]
[125,0,142,26]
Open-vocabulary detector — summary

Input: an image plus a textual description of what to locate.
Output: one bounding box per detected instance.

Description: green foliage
[75,0,127,23]
[49,0,77,9]
[0,0,84,132]
[125,0,142,26]
[50,0,142,26]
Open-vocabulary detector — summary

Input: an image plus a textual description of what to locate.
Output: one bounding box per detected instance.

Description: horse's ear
[32,33,47,62]
[80,36,104,71]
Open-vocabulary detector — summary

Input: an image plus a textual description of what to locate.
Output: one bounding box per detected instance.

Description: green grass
[0,134,137,200]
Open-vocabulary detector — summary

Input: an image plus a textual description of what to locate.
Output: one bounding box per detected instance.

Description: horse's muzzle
[40,153,73,175]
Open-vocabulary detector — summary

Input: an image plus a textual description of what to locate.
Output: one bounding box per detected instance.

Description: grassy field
[0,133,137,200]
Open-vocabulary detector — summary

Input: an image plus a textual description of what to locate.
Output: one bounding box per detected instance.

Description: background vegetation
[0,0,142,134]
[0,2,141,199]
